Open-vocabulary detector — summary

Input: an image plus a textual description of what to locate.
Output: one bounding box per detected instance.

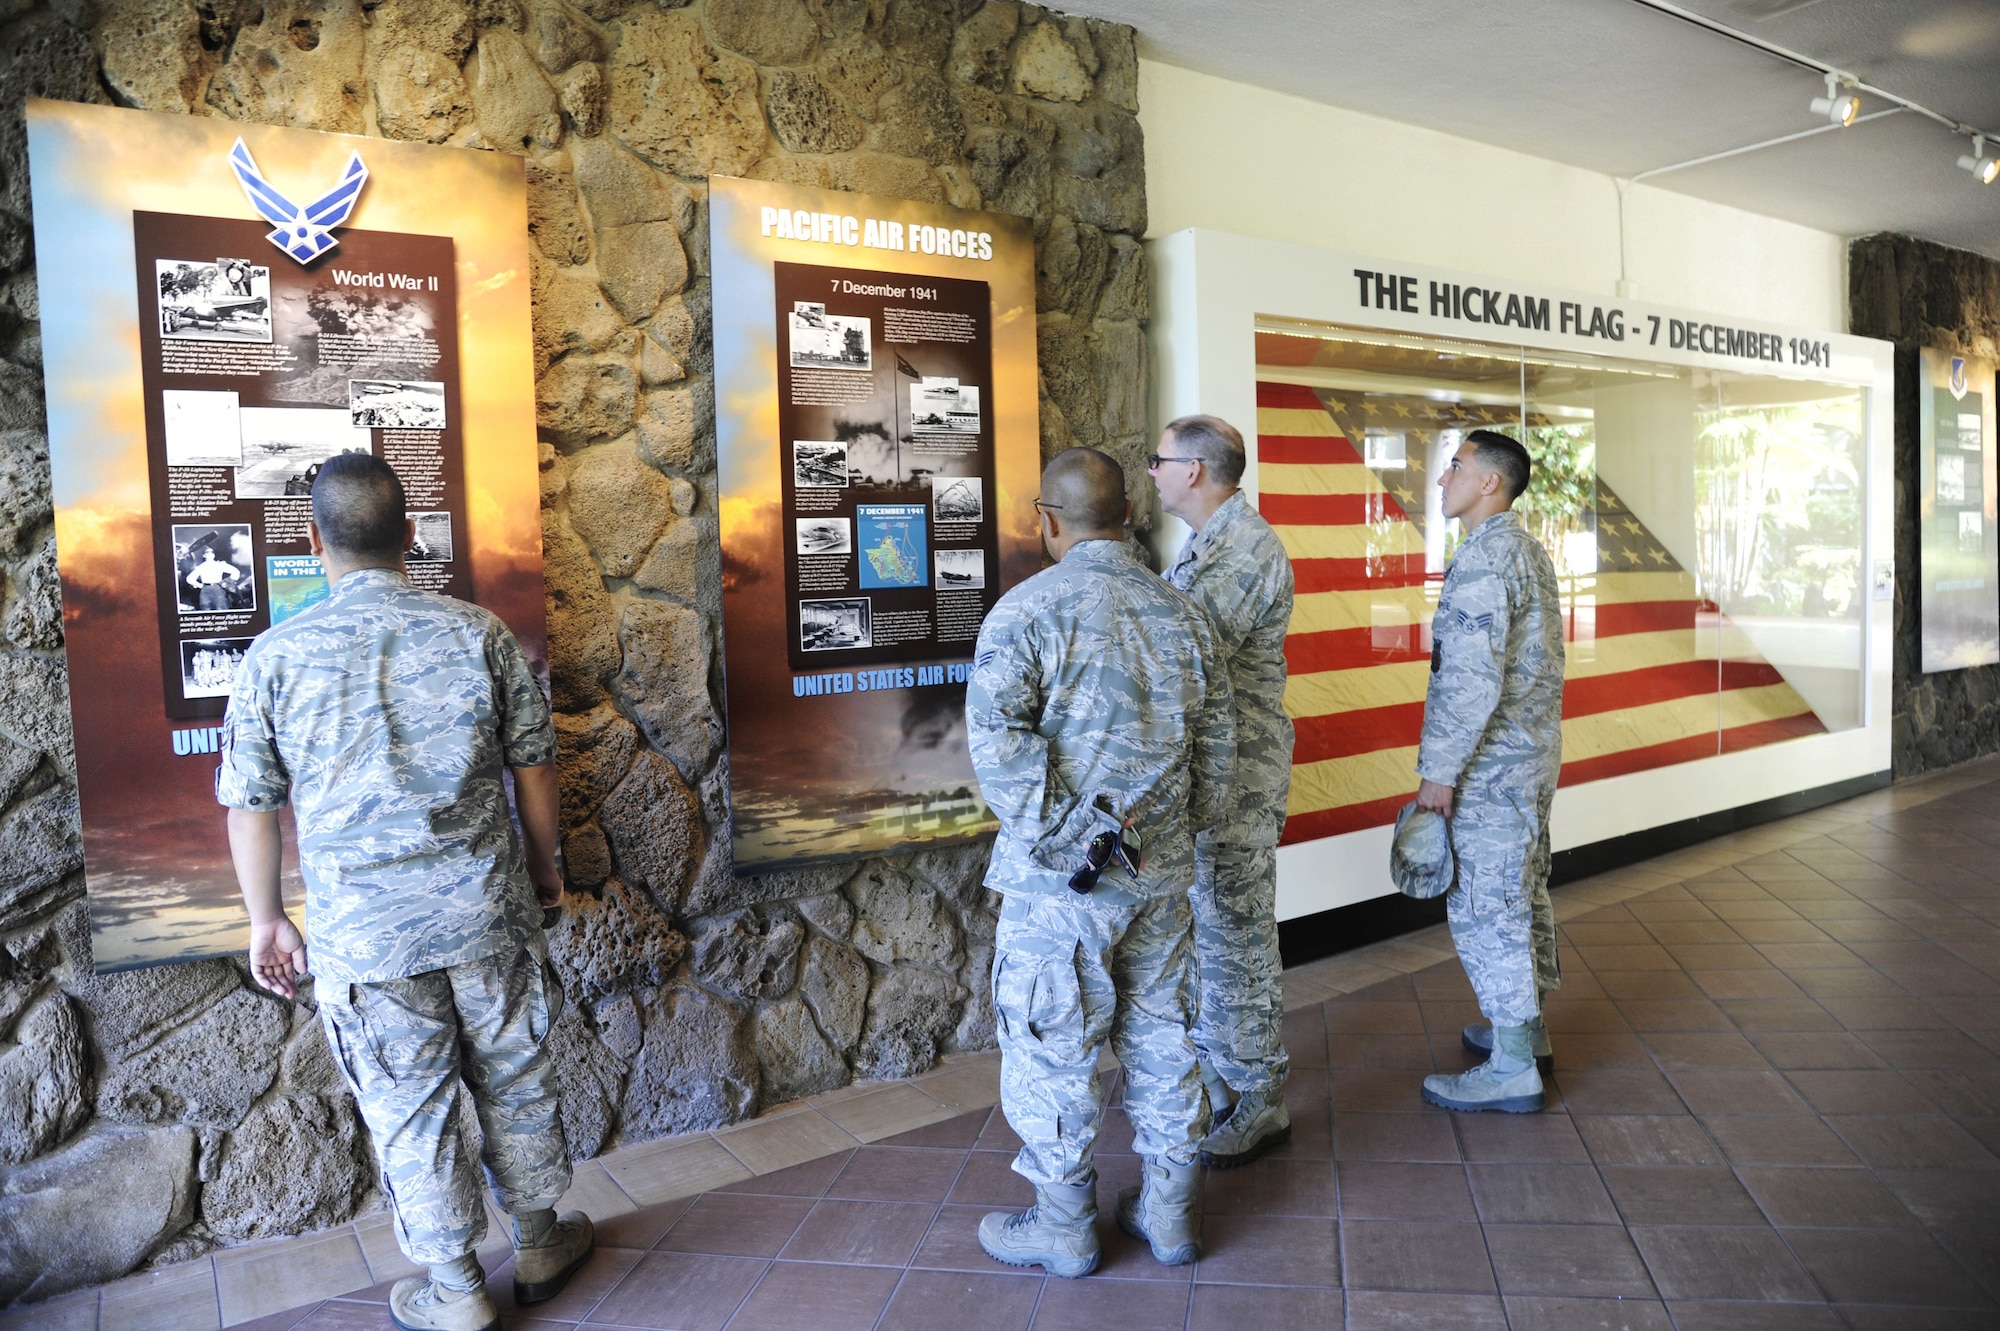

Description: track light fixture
[1959,136,2000,185]
[1809,73,1860,127]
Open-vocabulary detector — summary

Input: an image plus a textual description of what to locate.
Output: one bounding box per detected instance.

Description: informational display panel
[710,177,1039,873]
[27,101,545,970]
[1918,347,1998,673]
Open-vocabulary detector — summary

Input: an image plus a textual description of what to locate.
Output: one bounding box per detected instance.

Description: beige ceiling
[1086,0,2000,260]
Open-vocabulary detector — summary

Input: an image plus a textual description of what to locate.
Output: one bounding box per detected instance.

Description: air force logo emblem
[1951,357,1969,401]
[228,138,368,264]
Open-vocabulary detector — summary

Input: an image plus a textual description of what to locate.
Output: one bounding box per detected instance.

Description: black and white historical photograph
[910,377,981,433]
[172,524,255,615]
[408,511,454,562]
[350,378,447,429]
[180,636,254,699]
[933,549,985,590]
[156,257,271,343]
[788,301,872,371]
[801,597,872,651]
[931,475,983,522]
[796,517,852,555]
[234,407,373,499]
[793,440,850,488]
[162,389,243,468]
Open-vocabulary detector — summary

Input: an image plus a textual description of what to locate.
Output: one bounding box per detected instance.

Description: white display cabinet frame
[1146,227,1896,922]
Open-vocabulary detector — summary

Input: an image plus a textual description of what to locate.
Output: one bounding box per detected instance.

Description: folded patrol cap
[1390,801,1456,900]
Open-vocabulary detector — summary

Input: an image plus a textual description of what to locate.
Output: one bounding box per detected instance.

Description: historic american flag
[1256,377,1826,846]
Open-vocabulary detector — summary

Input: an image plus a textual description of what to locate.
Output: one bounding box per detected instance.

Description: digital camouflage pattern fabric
[992,890,1207,1186]
[320,949,571,1263]
[1164,490,1296,848]
[215,567,557,987]
[1419,511,1566,1026]
[1165,491,1296,1097]
[967,538,1236,902]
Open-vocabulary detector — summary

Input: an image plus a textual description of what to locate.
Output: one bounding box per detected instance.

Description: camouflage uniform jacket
[215,568,556,986]
[967,538,1236,901]
[1165,490,1296,847]
[1417,511,1565,795]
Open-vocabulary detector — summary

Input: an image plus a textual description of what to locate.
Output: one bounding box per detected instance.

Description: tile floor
[12,757,2000,1330]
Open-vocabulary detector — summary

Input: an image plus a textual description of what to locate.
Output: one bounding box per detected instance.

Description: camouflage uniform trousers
[320,945,572,1264]
[1190,834,1289,1097]
[1446,785,1561,1028]
[993,888,1208,1188]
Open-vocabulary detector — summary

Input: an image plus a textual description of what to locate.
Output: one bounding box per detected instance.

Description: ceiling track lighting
[1959,136,2000,185]
[1808,72,1860,127]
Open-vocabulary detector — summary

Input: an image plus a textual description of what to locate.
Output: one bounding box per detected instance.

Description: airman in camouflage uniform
[1414,432,1565,1115]
[1152,414,1297,1168]
[967,448,1235,1277]
[219,455,591,1331]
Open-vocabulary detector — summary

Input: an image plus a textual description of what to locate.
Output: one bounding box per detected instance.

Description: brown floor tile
[1832,1306,2000,1331]
[1203,1158,1334,1217]
[1667,1070,1810,1114]
[1692,969,1809,1000]
[1465,1164,1618,1224]
[714,1151,851,1199]
[583,1251,767,1330]
[1749,1031,1886,1069]
[1757,944,1867,970]
[1282,1005,1330,1069]
[1334,1111,1461,1162]
[1847,940,1961,967]
[1666,944,1772,971]
[1715,998,1840,1031]
[1339,1219,1493,1293]
[824,1146,968,1203]
[1335,1161,1476,1221]
[1334,1069,1438,1112]
[876,1108,991,1150]
[1578,945,1680,971]
[658,1194,814,1258]
[946,1151,1036,1207]
[1563,921,1658,946]
[777,1199,937,1266]
[1617,1000,1733,1033]
[1643,921,1744,945]
[1343,1289,1506,1328]
[1551,1069,1685,1115]
[1788,968,1907,998]
[1737,1166,1919,1228]
[1452,1113,1590,1164]
[1195,1214,1339,1287]
[1026,1277,1193,1331]
[1325,1001,1426,1034]
[1550,1033,1656,1070]
[908,1204,1009,1274]
[721,1261,900,1331]
[1785,1069,1938,1115]
[1783,1227,1995,1307]
[1419,998,1484,1036]
[1626,899,1718,922]
[1828,1114,2000,1169]
[1503,1293,1674,1330]
[1411,964,1478,1000]
[1595,971,1705,1001]
[976,1113,1026,1153]
[1483,1223,1656,1298]
[1542,1000,1634,1034]
[1725,919,1833,945]
[1328,1033,1439,1070]
[1573,1113,1722,1166]
[1187,1282,1343,1331]
[593,1197,696,1251]
[1905,1069,2000,1116]
[1882,964,2000,998]
[1662,1299,1843,1330]
[1626,1225,1818,1301]
[1701,1114,1859,1166]
[1600,1165,1765,1225]
[1641,1032,1771,1070]
[1707,899,1804,921]
[876,1270,1042,1331]
[287,1306,397,1331]
[1865,1029,2000,1069]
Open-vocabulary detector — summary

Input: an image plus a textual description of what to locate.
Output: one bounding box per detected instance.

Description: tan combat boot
[1115,1155,1202,1265]
[512,1210,595,1305]
[978,1180,1101,1278]
[388,1277,499,1331]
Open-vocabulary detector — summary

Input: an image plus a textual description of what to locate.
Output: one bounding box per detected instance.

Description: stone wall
[1849,234,2000,777]
[0,0,1149,1304]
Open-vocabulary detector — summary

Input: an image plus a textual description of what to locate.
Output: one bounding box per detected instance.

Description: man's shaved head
[1041,447,1127,533]
[312,452,406,560]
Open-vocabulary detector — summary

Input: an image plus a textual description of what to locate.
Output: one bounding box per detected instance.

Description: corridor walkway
[13,758,2000,1330]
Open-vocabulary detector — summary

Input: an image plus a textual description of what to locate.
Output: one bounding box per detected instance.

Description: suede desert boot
[1198,1088,1292,1169]
[1115,1156,1202,1265]
[1421,1024,1545,1113]
[388,1277,499,1331]
[1461,1013,1554,1074]
[512,1210,595,1305]
[979,1179,1100,1278]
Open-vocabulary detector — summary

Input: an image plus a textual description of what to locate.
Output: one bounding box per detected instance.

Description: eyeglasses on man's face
[1032,497,1063,516]
[1146,454,1200,471]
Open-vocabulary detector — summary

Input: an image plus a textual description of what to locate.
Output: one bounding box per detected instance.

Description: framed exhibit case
[1147,229,1895,920]
[1917,347,1998,673]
